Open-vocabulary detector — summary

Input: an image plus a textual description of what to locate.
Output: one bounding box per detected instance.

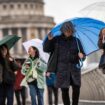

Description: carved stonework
[0,0,55,58]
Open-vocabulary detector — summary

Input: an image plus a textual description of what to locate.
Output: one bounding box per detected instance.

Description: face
[102,28,105,37]
[64,29,73,37]
[28,47,36,57]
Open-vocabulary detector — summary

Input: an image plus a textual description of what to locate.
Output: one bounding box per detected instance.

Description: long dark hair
[30,46,39,59]
[1,44,11,60]
[99,28,105,40]
[98,28,105,49]
[0,45,6,66]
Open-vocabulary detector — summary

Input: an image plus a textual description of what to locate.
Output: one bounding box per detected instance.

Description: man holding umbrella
[43,21,86,105]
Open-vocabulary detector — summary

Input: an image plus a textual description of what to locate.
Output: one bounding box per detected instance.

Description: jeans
[28,81,44,105]
[0,83,14,105]
[15,87,26,105]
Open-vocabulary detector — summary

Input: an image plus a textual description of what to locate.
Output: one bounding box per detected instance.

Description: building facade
[0,0,55,58]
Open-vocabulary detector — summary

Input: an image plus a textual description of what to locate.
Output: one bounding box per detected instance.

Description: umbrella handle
[76,59,83,69]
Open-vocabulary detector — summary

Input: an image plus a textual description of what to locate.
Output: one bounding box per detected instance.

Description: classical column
[8,29,12,35]
[41,28,46,40]
[26,27,31,40]
[17,28,23,55]
[8,28,14,54]
[34,28,39,38]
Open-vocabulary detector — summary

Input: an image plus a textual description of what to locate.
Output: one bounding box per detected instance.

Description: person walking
[43,21,86,105]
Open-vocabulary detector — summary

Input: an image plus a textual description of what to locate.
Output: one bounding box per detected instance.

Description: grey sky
[44,0,105,23]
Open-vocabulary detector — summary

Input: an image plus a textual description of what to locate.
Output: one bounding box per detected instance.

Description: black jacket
[43,34,85,87]
[2,58,19,84]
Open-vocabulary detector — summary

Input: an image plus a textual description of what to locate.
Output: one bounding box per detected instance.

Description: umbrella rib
[77,25,104,34]
[78,26,99,37]
[76,28,98,50]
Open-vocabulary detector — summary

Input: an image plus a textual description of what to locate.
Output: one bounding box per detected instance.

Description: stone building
[0,0,55,58]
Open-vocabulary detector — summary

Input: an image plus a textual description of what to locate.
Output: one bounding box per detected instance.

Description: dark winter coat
[2,58,19,84]
[43,34,85,88]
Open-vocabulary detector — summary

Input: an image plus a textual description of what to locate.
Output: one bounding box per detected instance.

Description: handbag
[99,54,105,69]
[46,73,56,86]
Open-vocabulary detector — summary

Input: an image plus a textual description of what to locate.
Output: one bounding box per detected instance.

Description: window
[24,4,28,9]
[18,4,21,9]
[3,5,7,10]
[30,4,34,9]
[10,4,14,9]
[2,28,8,36]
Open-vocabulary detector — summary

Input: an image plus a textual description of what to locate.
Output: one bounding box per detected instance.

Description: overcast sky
[44,0,104,24]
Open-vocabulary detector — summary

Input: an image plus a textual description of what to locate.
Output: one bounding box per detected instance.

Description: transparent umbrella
[23,38,49,63]
[80,2,105,22]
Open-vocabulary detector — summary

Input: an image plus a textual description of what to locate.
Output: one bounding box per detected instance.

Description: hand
[9,57,14,61]
[48,32,53,40]
[78,52,84,59]
[46,72,51,77]
[25,64,30,69]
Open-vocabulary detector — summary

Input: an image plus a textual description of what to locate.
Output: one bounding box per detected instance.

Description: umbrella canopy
[80,2,105,22]
[22,38,49,63]
[0,35,21,49]
[44,17,105,55]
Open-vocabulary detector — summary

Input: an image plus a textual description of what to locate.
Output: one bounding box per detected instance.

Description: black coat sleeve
[43,37,56,53]
[9,60,19,72]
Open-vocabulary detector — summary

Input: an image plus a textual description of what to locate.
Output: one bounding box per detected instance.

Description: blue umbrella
[44,17,105,55]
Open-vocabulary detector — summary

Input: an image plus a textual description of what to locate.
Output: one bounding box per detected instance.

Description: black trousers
[0,83,14,105]
[15,87,26,105]
[61,85,80,105]
[47,86,58,105]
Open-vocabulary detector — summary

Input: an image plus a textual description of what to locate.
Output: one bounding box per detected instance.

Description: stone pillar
[41,28,46,40]
[26,27,31,40]
[8,29,14,54]
[8,29,12,35]
[17,28,23,55]
[34,28,39,38]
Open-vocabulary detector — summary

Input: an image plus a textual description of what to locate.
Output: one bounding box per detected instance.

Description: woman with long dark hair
[0,44,19,105]
[21,46,46,105]
[98,28,105,72]
[98,28,105,49]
